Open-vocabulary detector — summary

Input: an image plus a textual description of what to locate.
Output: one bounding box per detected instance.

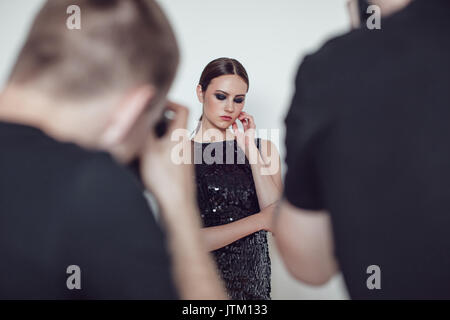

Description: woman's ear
[196,84,204,103]
[100,85,156,147]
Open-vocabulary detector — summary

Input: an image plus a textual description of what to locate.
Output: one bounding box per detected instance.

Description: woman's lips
[220,116,232,121]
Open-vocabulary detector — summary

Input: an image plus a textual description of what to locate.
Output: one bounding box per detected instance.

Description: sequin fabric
[192,138,271,300]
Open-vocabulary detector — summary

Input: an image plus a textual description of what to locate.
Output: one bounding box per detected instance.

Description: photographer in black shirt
[275,0,450,299]
[0,0,225,299]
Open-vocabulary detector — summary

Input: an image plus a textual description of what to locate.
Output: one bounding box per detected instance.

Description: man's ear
[347,0,361,29]
[196,84,204,103]
[100,85,156,147]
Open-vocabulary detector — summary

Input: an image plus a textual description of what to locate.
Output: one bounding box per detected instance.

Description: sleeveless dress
[192,138,271,300]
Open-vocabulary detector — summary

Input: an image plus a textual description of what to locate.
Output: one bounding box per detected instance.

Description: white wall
[0,1,44,87]
[0,0,351,299]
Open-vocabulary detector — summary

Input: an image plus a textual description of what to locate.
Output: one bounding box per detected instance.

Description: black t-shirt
[283,0,450,299]
[0,121,178,299]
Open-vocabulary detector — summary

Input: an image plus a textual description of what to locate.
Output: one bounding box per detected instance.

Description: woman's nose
[224,100,234,113]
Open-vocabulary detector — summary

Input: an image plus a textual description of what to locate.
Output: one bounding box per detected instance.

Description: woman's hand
[231,111,257,155]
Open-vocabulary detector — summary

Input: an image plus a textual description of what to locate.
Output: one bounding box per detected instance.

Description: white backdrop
[0,0,351,299]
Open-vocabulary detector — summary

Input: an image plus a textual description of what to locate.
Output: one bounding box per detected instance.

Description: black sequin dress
[192,138,271,300]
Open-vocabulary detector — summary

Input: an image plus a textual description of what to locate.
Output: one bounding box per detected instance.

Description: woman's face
[197,74,248,130]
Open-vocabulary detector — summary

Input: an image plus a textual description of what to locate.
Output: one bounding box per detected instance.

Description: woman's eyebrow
[216,90,246,97]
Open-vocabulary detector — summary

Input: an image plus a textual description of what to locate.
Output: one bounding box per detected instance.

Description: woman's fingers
[231,122,237,135]
[237,113,248,131]
[244,112,256,129]
[243,119,250,131]
[239,111,255,130]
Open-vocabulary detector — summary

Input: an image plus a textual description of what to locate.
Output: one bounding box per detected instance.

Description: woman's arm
[231,112,283,210]
[248,139,283,209]
[201,203,275,252]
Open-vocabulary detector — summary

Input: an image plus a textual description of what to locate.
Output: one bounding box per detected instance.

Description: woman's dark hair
[199,57,249,93]
[193,57,249,132]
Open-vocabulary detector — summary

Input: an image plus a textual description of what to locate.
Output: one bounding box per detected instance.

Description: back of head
[8,0,179,102]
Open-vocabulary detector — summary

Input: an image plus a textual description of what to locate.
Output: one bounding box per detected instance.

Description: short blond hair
[9,0,179,101]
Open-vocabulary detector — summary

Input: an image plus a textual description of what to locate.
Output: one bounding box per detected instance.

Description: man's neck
[0,86,100,150]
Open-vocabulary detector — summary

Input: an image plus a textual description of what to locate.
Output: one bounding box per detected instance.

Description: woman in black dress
[191,58,282,300]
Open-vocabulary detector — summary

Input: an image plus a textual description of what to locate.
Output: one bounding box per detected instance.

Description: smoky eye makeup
[214,91,246,103]
[215,93,226,100]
